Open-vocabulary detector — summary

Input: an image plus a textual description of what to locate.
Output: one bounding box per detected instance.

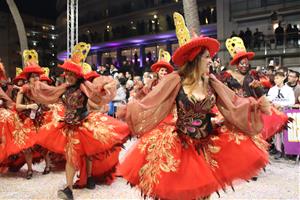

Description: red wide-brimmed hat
[40,74,53,84]
[151,49,174,73]
[22,63,44,78]
[84,71,100,81]
[171,12,220,67]
[13,72,27,84]
[151,60,174,73]
[59,42,91,77]
[230,51,255,66]
[172,36,220,67]
[59,60,84,77]
[226,37,255,66]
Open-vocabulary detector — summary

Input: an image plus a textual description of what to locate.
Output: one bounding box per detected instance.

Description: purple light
[57,25,216,61]
[90,46,99,50]
[131,39,144,43]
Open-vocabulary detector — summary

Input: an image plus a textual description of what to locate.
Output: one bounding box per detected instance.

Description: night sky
[0,0,58,20]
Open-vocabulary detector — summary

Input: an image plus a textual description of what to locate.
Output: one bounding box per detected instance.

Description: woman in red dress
[67,63,127,189]
[216,37,289,140]
[26,42,129,200]
[0,87,15,165]
[13,55,52,179]
[117,13,270,200]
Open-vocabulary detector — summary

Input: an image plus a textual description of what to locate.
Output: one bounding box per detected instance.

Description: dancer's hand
[28,103,39,110]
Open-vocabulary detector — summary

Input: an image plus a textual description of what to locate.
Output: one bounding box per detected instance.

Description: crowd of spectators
[231,23,299,50]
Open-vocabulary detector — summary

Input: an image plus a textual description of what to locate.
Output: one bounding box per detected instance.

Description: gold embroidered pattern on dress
[12,115,32,146]
[0,108,13,123]
[137,125,180,196]
[0,109,14,146]
[82,113,118,144]
[64,128,80,167]
[44,103,64,130]
[0,126,6,147]
[221,125,246,145]
[228,131,246,144]
[202,139,221,170]
[251,135,268,152]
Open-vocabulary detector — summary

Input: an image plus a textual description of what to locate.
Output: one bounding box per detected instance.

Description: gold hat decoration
[225,37,247,58]
[70,42,91,64]
[23,49,39,66]
[42,67,50,76]
[173,12,191,47]
[82,63,92,75]
[16,67,23,76]
[158,49,171,62]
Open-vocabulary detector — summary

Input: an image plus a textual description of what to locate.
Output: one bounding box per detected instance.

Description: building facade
[56,0,300,73]
[0,11,58,77]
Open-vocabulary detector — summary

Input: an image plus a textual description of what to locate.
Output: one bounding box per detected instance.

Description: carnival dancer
[214,37,289,140]
[1,50,52,179]
[69,62,127,189]
[132,49,174,100]
[25,42,129,200]
[117,12,270,200]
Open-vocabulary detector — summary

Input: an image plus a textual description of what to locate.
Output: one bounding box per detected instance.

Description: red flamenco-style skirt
[117,122,269,200]
[0,105,63,172]
[36,110,130,187]
[0,107,17,164]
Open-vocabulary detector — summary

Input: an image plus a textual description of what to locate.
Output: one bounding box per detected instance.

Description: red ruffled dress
[118,85,269,200]
[6,87,52,154]
[0,86,56,171]
[36,83,129,186]
[0,103,16,164]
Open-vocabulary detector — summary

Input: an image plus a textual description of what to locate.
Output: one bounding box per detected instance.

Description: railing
[78,0,183,25]
[218,33,300,54]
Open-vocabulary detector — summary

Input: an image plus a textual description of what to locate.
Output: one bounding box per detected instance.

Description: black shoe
[26,170,33,180]
[57,187,74,200]
[86,176,96,189]
[42,166,51,175]
[274,152,282,160]
[251,176,258,181]
[269,148,277,155]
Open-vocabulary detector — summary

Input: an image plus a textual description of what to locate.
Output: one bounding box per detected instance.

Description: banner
[283,109,300,155]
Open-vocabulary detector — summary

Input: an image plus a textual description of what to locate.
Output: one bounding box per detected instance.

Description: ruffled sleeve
[25,81,68,104]
[80,75,117,106]
[209,74,271,135]
[123,72,181,135]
